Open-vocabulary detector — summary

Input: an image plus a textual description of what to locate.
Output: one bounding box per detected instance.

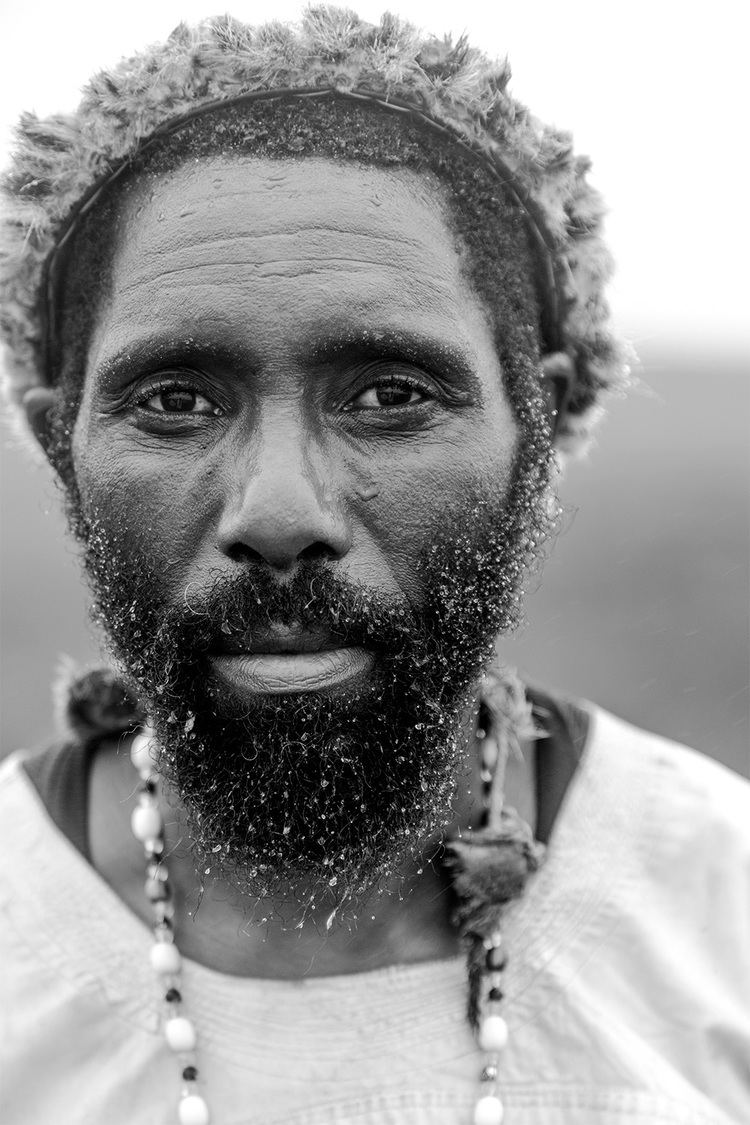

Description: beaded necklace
[128,667,545,1125]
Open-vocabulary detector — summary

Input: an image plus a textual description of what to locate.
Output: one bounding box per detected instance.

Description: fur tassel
[52,660,143,744]
[445,811,545,935]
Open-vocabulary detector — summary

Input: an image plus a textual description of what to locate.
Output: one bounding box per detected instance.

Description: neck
[87,701,536,978]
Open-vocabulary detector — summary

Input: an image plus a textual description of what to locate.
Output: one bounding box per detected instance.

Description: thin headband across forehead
[0,6,627,456]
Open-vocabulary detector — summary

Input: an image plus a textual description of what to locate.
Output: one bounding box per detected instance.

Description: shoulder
[0,752,56,939]
[0,750,52,854]
[561,706,750,1118]
[0,747,36,799]
[580,703,750,946]
[586,703,750,832]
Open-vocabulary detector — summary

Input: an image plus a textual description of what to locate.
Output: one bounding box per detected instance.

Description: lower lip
[210,648,375,695]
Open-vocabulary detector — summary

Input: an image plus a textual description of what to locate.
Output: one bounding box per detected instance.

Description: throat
[171,855,463,978]
[88,734,466,975]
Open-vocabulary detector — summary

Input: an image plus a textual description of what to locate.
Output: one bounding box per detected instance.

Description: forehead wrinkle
[93,156,494,377]
[138,223,436,251]
[114,256,445,297]
[110,157,464,280]
[114,225,459,296]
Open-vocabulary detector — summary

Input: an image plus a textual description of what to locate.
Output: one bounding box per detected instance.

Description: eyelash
[343,372,434,411]
[130,376,222,416]
[129,369,437,417]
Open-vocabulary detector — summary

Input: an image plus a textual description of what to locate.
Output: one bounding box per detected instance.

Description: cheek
[72,423,220,585]
[350,423,518,602]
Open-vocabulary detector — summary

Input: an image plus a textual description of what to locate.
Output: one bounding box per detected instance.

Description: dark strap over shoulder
[22,738,94,861]
[526,682,590,845]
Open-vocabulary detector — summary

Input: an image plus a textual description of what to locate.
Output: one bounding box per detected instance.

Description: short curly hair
[0,7,628,456]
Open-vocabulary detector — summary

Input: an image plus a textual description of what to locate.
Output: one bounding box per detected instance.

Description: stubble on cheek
[345,428,520,611]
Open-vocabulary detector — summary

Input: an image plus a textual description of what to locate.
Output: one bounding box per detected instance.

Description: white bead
[130,732,157,777]
[131,804,163,841]
[165,1015,197,1052]
[178,1094,210,1125]
[478,1014,509,1052]
[150,942,182,975]
[474,1094,504,1125]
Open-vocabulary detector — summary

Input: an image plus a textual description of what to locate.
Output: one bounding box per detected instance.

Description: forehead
[86,155,496,373]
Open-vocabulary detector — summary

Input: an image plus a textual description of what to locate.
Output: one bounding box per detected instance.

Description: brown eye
[138,385,220,416]
[160,389,197,412]
[349,379,428,410]
[375,384,414,406]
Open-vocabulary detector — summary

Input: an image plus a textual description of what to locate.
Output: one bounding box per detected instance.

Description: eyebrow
[90,332,253,391]
[91,323,485,398]
[304,326,484,396]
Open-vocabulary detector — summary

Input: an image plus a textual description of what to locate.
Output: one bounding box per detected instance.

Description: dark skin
[26,156,564,977]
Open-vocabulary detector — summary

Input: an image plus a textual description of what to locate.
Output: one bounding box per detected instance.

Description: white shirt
[1,704,748,1124]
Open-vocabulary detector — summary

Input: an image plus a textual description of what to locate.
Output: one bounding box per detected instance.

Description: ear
[541,352,575,442]
[21,386,58,455]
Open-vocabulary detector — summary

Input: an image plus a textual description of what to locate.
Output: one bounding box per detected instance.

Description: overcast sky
[1,0,747,356]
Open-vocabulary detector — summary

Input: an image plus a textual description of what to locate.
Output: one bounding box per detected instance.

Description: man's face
[68,156,550,910]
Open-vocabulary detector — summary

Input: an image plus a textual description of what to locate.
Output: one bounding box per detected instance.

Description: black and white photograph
[1,2,748,1122]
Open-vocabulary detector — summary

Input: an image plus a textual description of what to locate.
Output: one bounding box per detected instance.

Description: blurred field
[1,345,748,776]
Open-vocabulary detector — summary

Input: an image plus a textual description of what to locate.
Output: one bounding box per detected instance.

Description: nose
[216,421,352,571]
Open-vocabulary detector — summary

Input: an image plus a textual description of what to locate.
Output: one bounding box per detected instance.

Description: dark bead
[486,946,507,971]
[140,779,157,795]
[489,987,504,1002]
[165,987,182,1003]
[182,1066,198,1082]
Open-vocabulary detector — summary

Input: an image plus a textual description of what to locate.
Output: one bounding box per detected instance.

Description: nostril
[224,543,267,566]
[297,542,339,564]
[223,539,340,570]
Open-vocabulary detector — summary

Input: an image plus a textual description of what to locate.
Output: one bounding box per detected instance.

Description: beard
[67,444,553,915]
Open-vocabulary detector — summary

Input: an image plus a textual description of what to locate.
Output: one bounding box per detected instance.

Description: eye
[346,377,430,411]
[136,382,222,416]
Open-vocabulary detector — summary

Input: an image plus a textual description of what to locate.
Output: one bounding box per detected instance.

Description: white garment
[1,704,748,1125]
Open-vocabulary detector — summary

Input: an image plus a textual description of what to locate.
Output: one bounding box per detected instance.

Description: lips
[210,624,374,695]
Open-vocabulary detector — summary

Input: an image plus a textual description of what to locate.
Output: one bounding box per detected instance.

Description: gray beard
[70,462,554,916]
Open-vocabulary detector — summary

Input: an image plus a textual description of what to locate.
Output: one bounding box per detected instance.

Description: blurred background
[1,0,748,775]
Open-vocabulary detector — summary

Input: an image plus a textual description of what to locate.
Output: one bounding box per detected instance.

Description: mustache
[163,561,420,656]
